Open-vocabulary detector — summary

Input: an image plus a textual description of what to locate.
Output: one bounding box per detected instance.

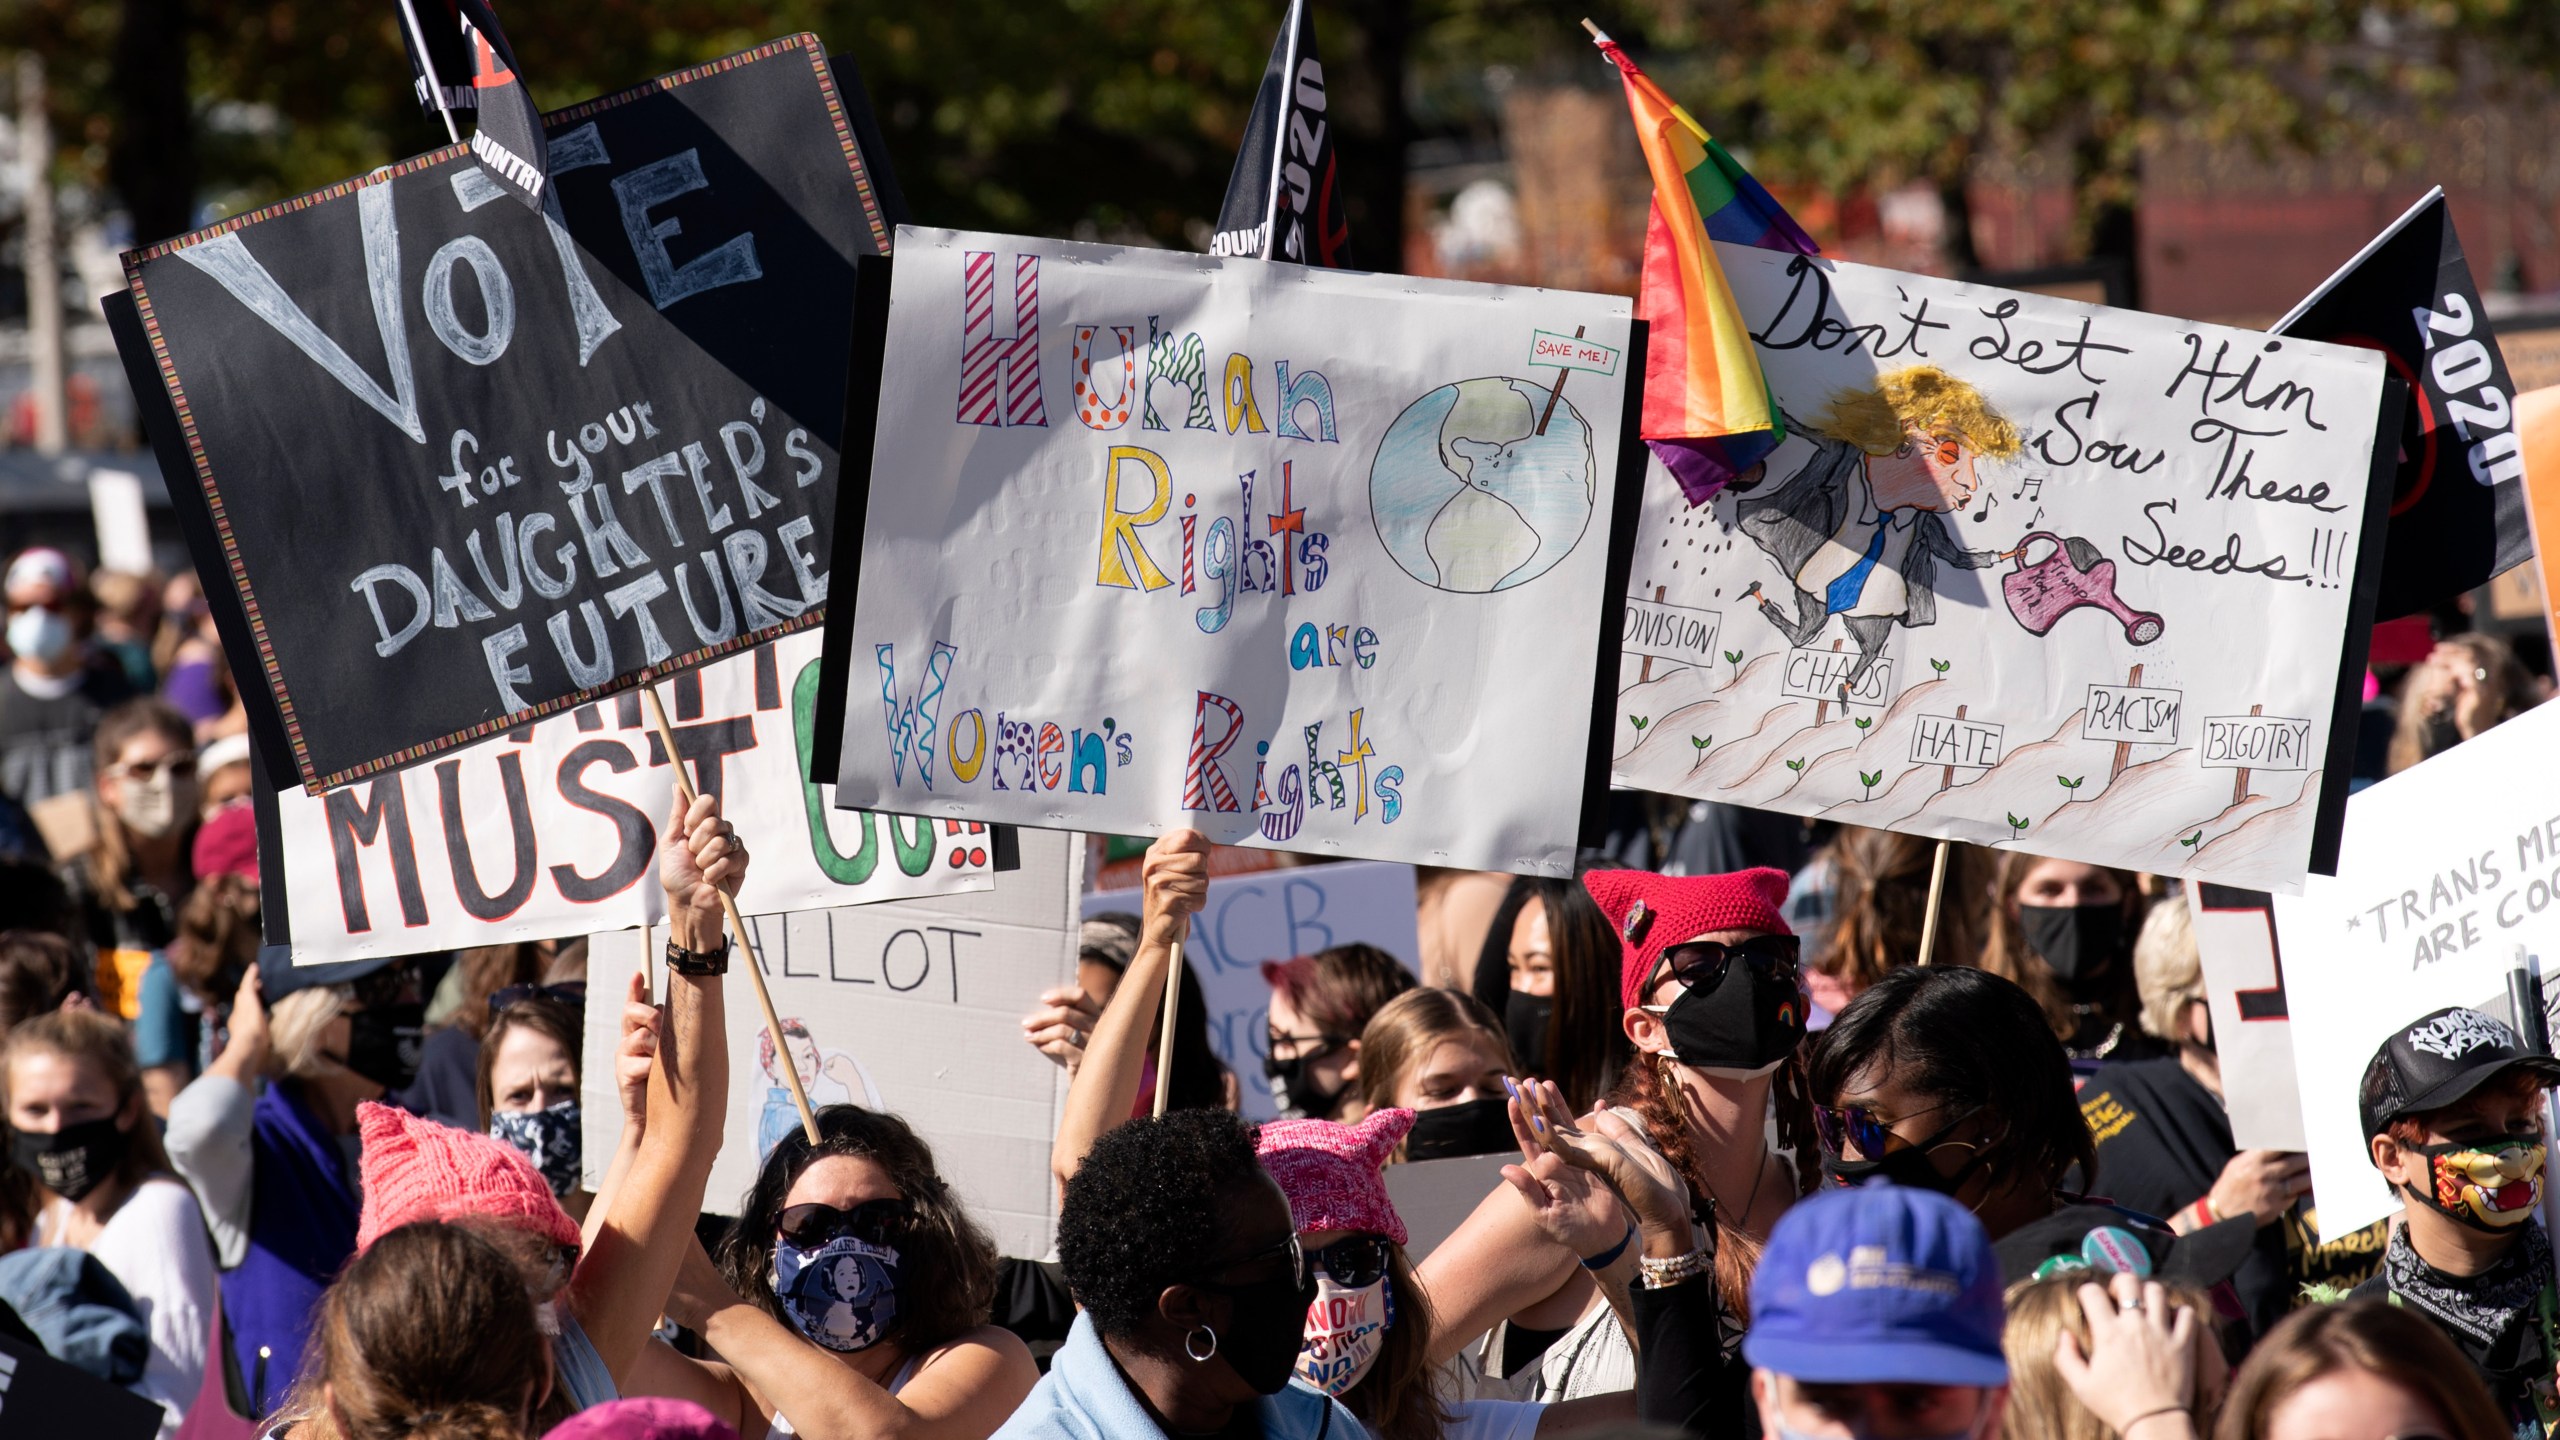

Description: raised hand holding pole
[643,682,819,1147]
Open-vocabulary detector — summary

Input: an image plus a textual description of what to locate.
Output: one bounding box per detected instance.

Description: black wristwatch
[665,935,731,977]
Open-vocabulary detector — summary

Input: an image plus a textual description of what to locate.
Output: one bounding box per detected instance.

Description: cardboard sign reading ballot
[828,228,1641,876]
[262,629,990,963]
[121,35,890,791]
[581,829,1081,1256]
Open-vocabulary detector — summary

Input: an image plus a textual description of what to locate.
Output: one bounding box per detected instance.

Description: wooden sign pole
[642,683,820,1147]
[1916,839,1952,966]
[1154,924,1188,1119]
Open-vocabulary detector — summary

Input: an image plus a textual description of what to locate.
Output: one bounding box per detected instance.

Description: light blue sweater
[993,1313,1368,1440]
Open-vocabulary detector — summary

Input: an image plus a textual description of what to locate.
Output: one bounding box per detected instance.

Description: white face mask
[1295,1273,1392,1396]
[7,607,71,666]
[117,766,196,839]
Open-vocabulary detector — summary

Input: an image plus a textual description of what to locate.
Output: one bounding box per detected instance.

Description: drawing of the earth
[1370,377,1596,593]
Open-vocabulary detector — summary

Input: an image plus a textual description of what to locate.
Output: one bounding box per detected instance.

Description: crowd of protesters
[0,542,2546,1440]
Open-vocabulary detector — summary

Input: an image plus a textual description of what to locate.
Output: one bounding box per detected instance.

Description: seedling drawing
[1629,715,1649,732]
[1930,658,1951,676]
[2006,812,2029,839]
[1690,734,1710,754]
[2058,775,2084,795]
[1860,768,1882,800]
[1785,757,1807,775]
[2179,829,2204,849]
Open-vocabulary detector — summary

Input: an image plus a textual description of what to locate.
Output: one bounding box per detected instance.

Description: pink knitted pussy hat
[1256,1107,1415,1246]
[354,1100,582,1255]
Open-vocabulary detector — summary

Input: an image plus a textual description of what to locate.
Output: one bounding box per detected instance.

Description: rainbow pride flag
[1595,29,1817,504]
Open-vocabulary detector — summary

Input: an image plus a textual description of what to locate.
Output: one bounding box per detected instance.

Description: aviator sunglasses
[776,1197,912,1248]
[1811,1101,1979,1161]
[1652,934,1802,994]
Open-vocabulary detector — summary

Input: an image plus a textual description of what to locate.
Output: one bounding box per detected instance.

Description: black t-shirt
[2079,1057,2229,1220]
[0,661,133,806]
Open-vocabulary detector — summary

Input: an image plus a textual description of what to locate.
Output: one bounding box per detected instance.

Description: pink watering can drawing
[2001,532,2165,645]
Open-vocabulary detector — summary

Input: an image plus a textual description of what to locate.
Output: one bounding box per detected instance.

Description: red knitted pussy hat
[354,1101,582,1255]
[1581,868,1794,1010]
[1256,1107,1415,1247]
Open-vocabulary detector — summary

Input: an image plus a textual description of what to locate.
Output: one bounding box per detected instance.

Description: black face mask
[1404,1097,1515,1161]
[1200,1265,1318,1394]
[1648,955,1806,1076]
[14,1115,131,1202]
[2018,903,2127,990]
[346,1003,425,1091]
[1820,1111,1986,1197]
[1504,991,1553,1076]
[1263,1047,1349,1121]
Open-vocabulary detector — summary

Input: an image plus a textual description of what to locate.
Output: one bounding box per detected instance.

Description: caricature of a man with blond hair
[1734,365,2023,693]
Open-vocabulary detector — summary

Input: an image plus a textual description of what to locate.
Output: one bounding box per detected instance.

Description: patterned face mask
[1294,1273,1393,1396]
[489,1100,582,1198]
[771,1234,901,1353]
[2408,1138,2546,1232]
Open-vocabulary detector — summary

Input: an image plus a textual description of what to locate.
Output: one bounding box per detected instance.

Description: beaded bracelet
[1639,1249,1714,1289]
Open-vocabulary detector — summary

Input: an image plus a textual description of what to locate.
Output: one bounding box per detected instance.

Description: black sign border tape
[827,53,911,230]
[2308,373,2406,877]
[811,249,894,784]
[1576,318,1652,857]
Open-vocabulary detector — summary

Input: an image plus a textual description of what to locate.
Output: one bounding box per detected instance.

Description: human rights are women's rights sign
[825,228,1643,876]
[1612,247,2395,894]
[119,36,891,791]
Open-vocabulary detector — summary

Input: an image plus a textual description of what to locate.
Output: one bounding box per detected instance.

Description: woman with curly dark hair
[997,1107,1355,1440]
[643,1104,1035,1439]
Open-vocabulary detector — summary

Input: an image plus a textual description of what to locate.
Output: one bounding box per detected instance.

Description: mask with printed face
[771,1233,902,1352]
[1295,1272,1394,1396]
[2405,1137,2546,1231]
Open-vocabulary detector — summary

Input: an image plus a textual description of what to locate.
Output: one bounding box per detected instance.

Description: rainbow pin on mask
[2407,1138,2546,1232]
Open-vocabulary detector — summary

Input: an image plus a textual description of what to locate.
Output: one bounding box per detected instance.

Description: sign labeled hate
[829,228,1641,875]
[261,629,993,964]
[1612,248,2394,893]
[119,35,890,791]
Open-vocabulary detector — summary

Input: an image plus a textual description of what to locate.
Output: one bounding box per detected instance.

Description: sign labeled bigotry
[120,35,889,791]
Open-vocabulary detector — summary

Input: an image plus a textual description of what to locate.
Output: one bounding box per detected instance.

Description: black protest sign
[0,1332,164,1440]
[118,34,889,793]
[458,0,549,210]
[2275,188,2533,621]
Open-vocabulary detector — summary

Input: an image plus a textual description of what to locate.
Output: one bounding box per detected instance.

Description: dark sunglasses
[1653,934,1801,994]
[1196,1230,1306,1289]
[1812,1102,1977,1161]
[490,981,587,1013]
[1308,1235,1392,1289]
[776,1198,911,1248]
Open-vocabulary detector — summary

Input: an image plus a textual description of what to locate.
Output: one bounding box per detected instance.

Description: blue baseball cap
[1743,1181,2008,1387]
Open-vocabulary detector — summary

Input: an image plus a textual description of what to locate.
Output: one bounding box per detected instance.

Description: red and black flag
[1209,0,1351,267]
[394,0,548,210]
[2275,188,2532,620]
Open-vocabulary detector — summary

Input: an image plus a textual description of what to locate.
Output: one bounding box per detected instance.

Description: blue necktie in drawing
[1824,517,1893,615]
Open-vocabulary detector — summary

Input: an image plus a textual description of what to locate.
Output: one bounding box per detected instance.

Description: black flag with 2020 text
[1208,0,1351,267]
[2275,188,2533,621]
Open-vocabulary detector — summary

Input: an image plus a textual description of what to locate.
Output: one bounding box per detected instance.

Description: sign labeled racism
[582,828,1081,1256]
[2272,697,2560,1241]
[261,629,991,964]
[120,35,889,791]
[828,228,1641,875]
[1611,246,2394,894]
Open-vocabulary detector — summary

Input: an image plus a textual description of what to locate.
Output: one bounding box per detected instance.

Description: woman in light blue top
[997,1109,1365,1440]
